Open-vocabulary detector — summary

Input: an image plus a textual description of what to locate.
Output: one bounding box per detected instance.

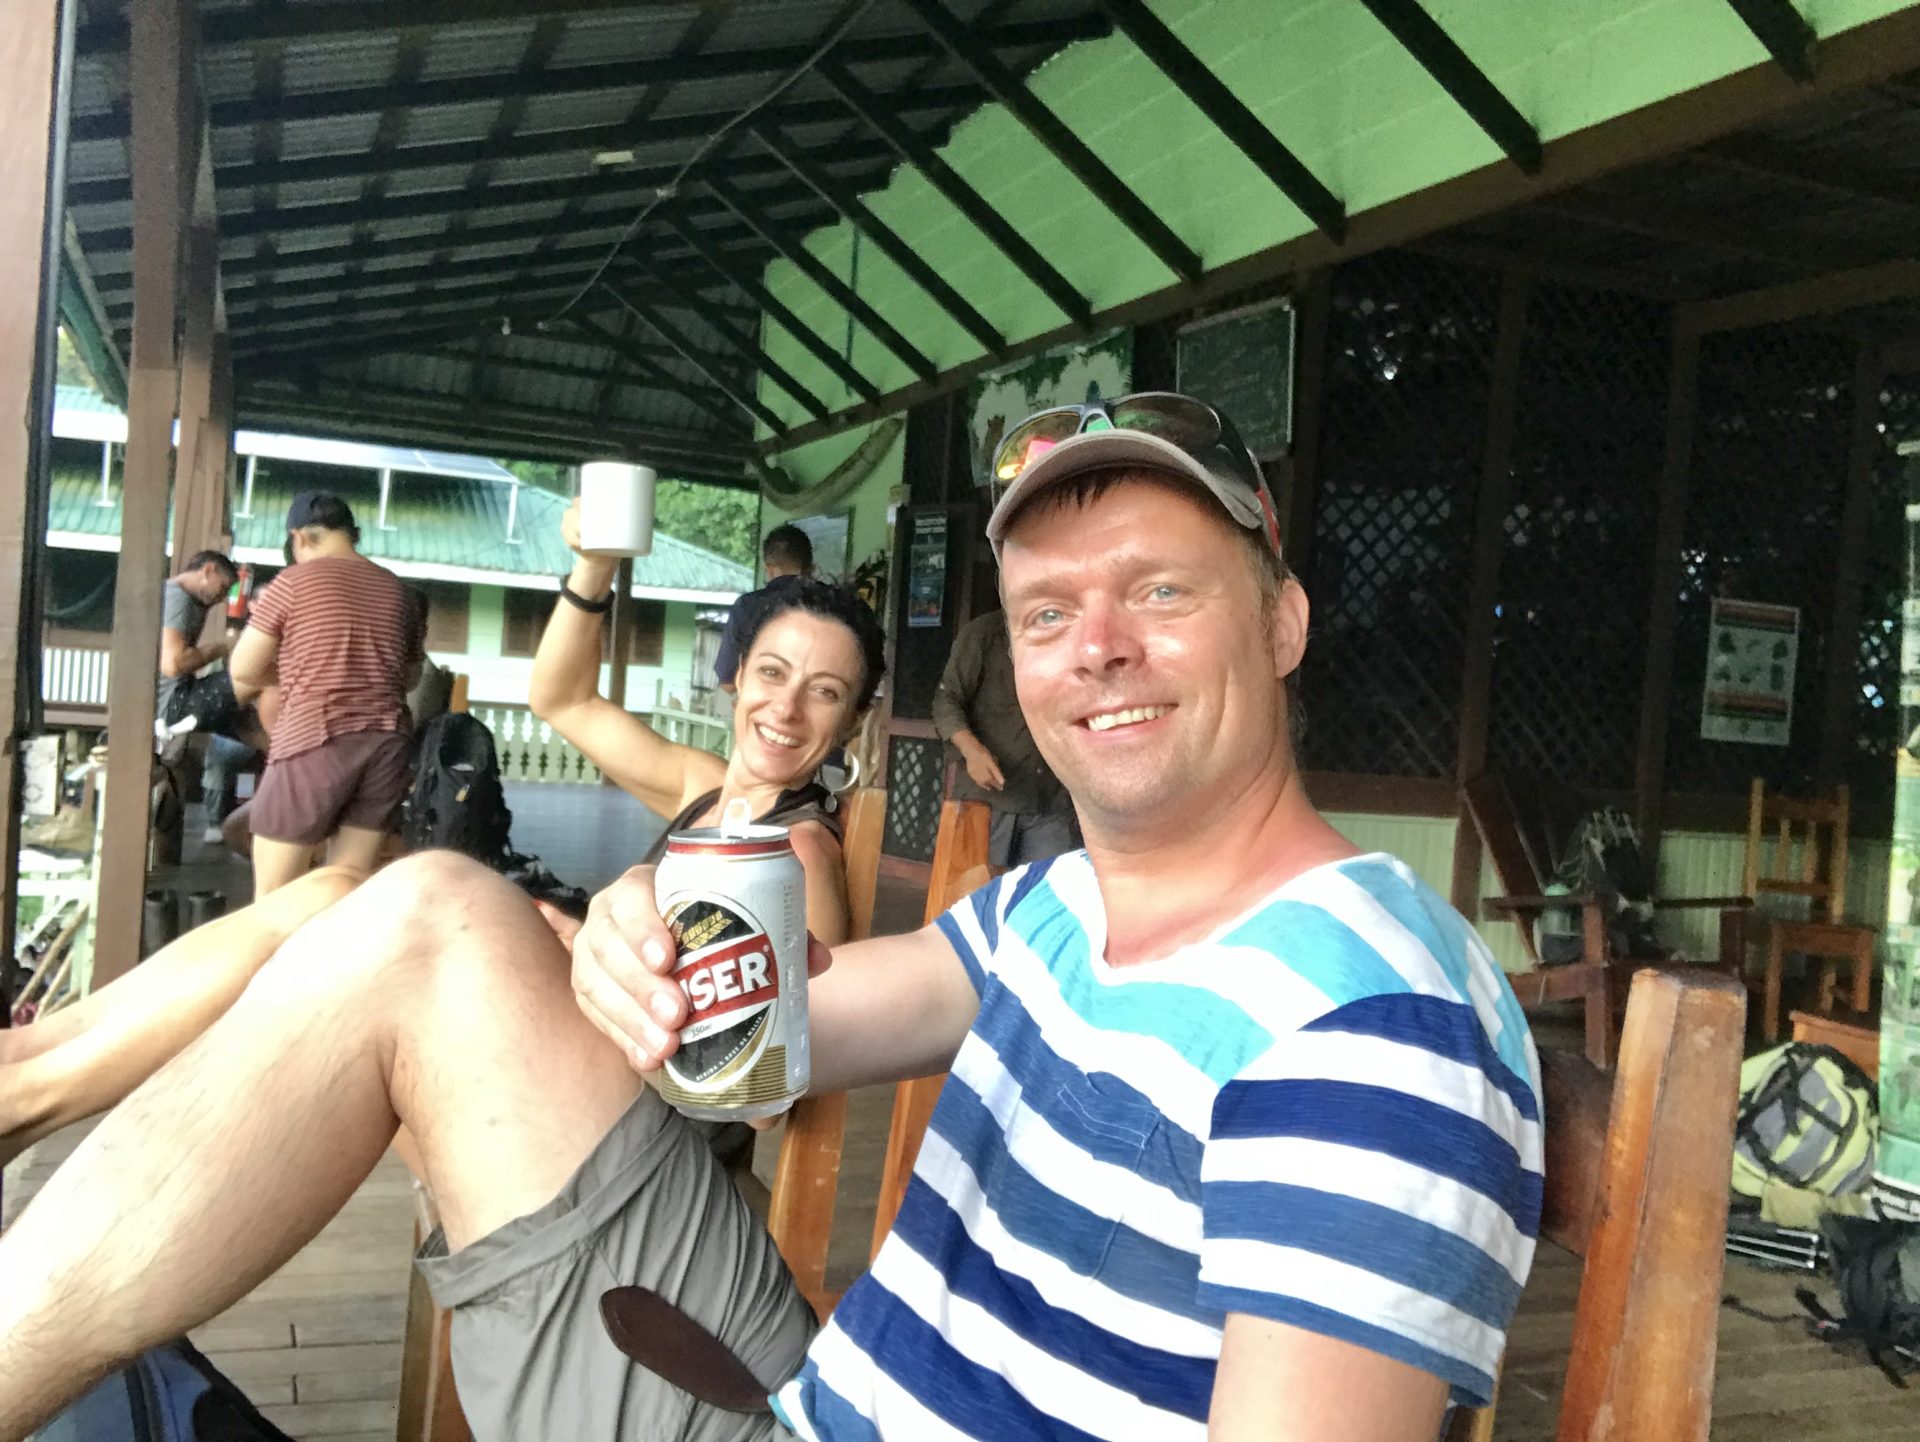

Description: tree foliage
[497,458,759,567]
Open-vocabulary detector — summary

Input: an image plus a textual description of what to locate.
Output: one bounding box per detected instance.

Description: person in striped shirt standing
[230,491,424,897]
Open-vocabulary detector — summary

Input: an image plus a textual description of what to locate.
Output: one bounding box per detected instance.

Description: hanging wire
[545,0,881,326]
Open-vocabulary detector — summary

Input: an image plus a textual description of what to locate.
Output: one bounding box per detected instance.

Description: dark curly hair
[732,578,887,712]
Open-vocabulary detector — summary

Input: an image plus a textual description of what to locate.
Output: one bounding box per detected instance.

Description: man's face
[186,563,232,604]
[998,477,1307,832]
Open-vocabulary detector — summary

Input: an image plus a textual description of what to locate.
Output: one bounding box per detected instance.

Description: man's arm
[158,626,229,679]
[1209,1317,1448,1441]
[932,618,1005,792]
[227,626,279,704]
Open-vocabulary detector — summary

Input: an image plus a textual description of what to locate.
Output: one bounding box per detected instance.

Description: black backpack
[1800,1217,1920,1386]
[37,1339,294,1441]
[402,712,513,864]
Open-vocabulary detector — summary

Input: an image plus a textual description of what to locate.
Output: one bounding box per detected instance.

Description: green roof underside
[48,452,752,596]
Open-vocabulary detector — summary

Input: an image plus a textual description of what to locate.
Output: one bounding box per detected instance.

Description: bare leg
[0,867,363,1166]
[251,832,317,898]
[325,823,387,876]
[0,853,645,1437]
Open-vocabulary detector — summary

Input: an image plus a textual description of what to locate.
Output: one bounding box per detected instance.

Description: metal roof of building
[48,388,752,598]
[63,0,1112,473]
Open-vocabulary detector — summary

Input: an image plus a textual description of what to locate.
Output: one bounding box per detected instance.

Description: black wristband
[559,578,614,614]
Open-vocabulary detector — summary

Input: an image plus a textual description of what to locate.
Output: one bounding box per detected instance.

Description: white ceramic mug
[578,461,656,558]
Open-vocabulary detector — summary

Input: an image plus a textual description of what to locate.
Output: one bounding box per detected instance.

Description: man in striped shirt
[570,395,1544,1439]
[230,491,424,895]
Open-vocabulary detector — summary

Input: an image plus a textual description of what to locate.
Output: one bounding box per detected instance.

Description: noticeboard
[1176,297,1295,459]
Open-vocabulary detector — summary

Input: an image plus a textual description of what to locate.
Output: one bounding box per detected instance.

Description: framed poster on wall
[1700,598,1798,746]
[906,512,948,629]
[1177,297,1295,459]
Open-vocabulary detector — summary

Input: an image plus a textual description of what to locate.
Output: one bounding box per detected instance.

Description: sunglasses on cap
[987,391,1283,557]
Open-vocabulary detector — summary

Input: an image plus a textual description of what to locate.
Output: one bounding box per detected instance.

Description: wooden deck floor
[5,791,1914,1437]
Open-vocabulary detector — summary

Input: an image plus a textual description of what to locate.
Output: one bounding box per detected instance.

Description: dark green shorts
[416,1089,814,1440]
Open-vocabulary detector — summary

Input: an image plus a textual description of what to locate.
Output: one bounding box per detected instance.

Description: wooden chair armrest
[1484,893,1602,914]
[1650,895,1751,911]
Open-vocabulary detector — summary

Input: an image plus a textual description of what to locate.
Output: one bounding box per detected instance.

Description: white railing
[647,703,733,760]
[43,646,110,709]
[473,704,603,784]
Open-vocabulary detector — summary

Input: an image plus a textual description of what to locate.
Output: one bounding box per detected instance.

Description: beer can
[652,819,809,1122]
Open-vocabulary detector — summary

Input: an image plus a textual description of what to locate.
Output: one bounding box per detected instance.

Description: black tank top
[639,780,842,866]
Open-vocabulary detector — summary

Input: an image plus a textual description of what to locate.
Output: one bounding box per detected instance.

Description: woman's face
[731,609,864,788]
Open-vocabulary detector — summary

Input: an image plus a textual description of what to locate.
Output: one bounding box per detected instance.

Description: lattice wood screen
[1296,252,1497,778]
[1662,327,1854,798]
[1856,372,1915,808]
[1486,284,1667,793]
[883,734,944,862]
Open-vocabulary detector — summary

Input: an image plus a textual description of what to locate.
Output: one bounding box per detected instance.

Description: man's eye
[1032,607,1065,627]
[1150,584,1181,601]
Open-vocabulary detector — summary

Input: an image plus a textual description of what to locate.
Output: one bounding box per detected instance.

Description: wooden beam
[1279,271,1331,585]
[1816,341,1884,787]
[1533,188,1864,273]
[1694,132,1917,212]
[899,0,1202,282]
[1633,323,1702,863]
[173,139,224,561]
[71,87,991,209]
[1353,0,1542,173]
[0,0,75,1014]
[760,0,1920,455]
[751,122,1006,358]
[98,0,189,985]
[816,60,1095,325]
[599,285,789,436]
[73,20,1106,140]
[1681,257,1920,335]
[1451,273,1531,916]
[1094,0,1346,242]
[565,310,752,435]
[660,209,882,405]
[1725,0,1819,83]
[705,174,937,381]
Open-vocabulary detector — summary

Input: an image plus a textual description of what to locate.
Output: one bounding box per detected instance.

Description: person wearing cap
[227,491,425,896]
[0,396,1539,1442]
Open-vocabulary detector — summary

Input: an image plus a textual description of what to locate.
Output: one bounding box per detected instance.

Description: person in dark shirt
[714,523,813,694]
[932,608,1079,866]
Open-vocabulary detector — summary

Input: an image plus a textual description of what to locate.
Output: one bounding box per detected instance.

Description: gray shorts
[416,1089,815,1441]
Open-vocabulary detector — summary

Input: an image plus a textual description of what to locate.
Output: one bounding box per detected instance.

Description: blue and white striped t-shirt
[772,850,1543,1440]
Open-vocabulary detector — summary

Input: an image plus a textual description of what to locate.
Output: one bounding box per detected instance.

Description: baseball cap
[286,491,356,532]
[984,393,1281,557]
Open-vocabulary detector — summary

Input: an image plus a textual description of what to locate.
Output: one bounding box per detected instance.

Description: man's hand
[958,735,1006,792]
[570,865,832,1074]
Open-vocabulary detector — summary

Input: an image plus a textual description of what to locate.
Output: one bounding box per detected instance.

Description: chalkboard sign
[1176,298,1295,459]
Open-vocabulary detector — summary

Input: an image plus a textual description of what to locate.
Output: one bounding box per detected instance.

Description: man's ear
[1270,578,1309,681]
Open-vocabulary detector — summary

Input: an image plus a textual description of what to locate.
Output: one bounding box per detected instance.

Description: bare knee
[312,851,551,990]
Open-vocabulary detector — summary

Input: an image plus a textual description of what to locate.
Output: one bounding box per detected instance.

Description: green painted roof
[48,450,752,597]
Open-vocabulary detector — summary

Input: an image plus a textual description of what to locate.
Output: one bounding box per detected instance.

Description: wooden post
[0,0,74,1018]
[1281,269,1331,580]
[1633,322,1704,863]
[172,205,220,560]
[607,557,635,711]
[1816,341,1884,790]
[96,0,191,984]
[1450,273,1531,915]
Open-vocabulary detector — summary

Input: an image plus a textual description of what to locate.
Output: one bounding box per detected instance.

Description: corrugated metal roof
[46,449,751,596]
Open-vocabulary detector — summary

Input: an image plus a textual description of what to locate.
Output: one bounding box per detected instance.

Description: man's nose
[1076,598,1143,672]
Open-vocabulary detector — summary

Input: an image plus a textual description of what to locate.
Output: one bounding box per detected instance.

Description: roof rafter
[1725,0,1819,82]
[900,0,1202,282]
[69,20,1109,143]
[706,174,938,381]
[1094,0,1345,242]
[751,121,1007,357]
[660,208,884,406]
[598,285,790,437]
[816,59,1093,327]
[566,310,749,435]
[1351,0,1541,173]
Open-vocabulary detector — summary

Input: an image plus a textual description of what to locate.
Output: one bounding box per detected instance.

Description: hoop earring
[827,749,861,795]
